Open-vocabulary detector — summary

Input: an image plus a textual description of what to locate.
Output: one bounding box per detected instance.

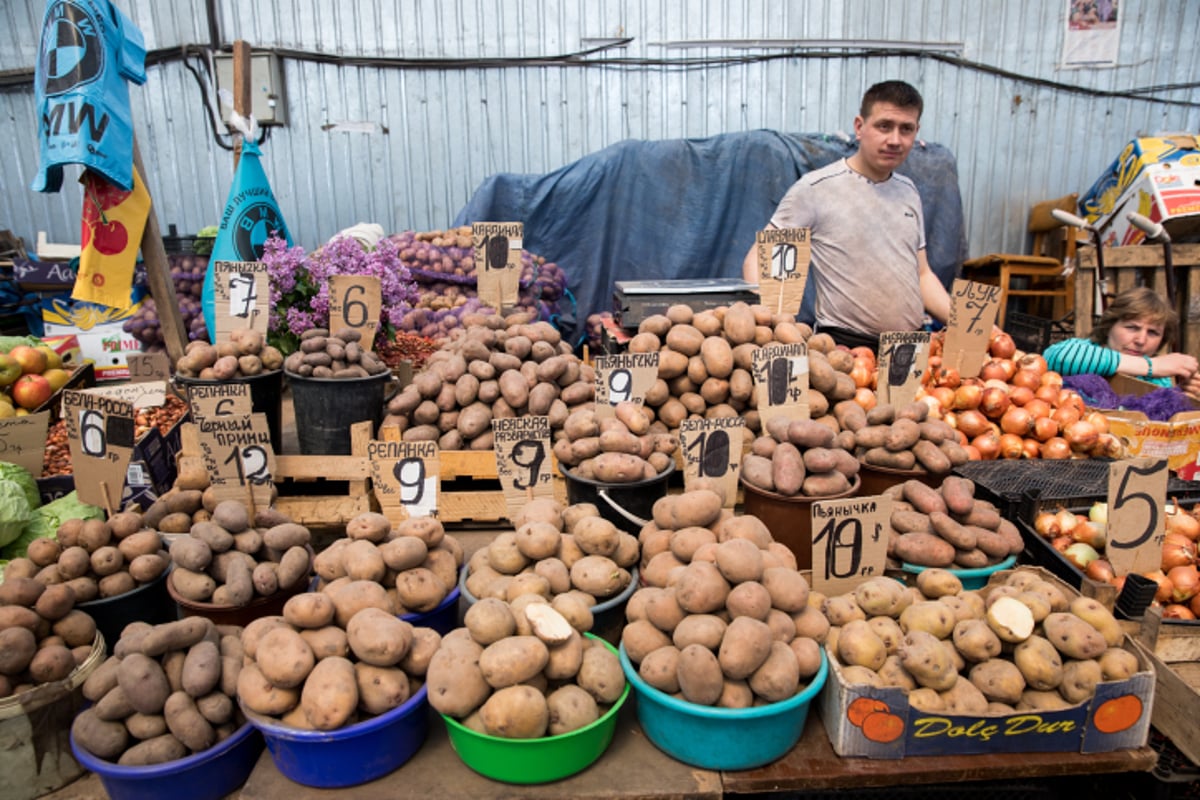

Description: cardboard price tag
[754,228,811,316]
[369,439,440,519]
[494,416,555,519]
[126,352,171,383]
[593,352,660,419]
[1107,458,1169,577]
[0,411,50,476]
[196,413,276,508]
[212,261,270,341]
[183,382,252,421]
[329,275,382,351]
[679,417,744,507]
[86,381,167,411]
[942,279,1000,379]
[62,389,134,511]
[810,494,891,597]
[751,342,809,431]
[473,222,523,311]
[876,331,931,408]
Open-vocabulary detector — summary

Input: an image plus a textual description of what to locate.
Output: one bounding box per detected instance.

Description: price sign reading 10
[810,495,891,597]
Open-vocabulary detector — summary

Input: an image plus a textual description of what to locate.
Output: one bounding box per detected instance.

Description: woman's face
[1107,316,1164,357]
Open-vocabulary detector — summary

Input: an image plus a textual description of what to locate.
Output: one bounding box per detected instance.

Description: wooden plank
[1142,645,1200,766]
[274,454,370,481]
[273,495,373,528]
[132,139,187,363]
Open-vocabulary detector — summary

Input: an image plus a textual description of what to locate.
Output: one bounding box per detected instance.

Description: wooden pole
[132,139,187,363]
[232,40,252,169]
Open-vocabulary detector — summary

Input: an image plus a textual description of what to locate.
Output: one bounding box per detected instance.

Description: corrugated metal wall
[2,0,1198,261]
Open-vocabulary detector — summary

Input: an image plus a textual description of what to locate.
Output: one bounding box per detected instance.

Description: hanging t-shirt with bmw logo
[32,0,146,193]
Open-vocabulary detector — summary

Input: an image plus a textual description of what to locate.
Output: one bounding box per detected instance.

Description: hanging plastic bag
[202,109,292,339]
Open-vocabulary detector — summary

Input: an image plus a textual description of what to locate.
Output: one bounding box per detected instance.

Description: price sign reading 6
[813,517,864,580]
[341,284,369,327]
[79,409,106,458]
[223,444,271,485]
[395,458,426,505]
[511,440,546,490]
[685,429,731,479]
[1107,458,1168,577]
[607,369,632,405]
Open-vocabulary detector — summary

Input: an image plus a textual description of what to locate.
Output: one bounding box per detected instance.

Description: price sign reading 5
[1107,458,1168,577]
[511,440,546,490]
[224,444,271,485]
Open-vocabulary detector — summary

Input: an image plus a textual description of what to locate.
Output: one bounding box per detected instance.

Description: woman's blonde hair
[1088,286,1178,353]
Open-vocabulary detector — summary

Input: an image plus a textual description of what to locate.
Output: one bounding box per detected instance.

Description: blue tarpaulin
[453,130,967,344]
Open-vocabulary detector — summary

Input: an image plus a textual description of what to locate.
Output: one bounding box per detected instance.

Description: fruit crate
[1004,310,1073,355]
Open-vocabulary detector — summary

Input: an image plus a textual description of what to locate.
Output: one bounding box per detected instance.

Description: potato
[939,674,990,715]
[347,607,413,667]
[181,640,221,698]
[325,579,392,627]
[719,616,775,679]
[748,640,802,703]
[1012,635,1064,691]
[164,690,215,751]
[854,576,909,618]
[546,683,600,736]
[118,653,172,715]
[479,636,550,689]
[1099,647,1140,681]
[898,630,958,691]
[1068,596,1124,648]
[952,619,1002,663]
[572,517,621,557]
[71,708,129,760]
[677,643,724,706]
[899,601,957,639]
[577,641,625,704]
[836,619,888,671]
[1058,658,1103,704]
[893,532,956,568]
[1042,612,1107,660]
[480,684,548,739]
[396,567,448,613]
[426,645,491,719]
[355,663,411,715]
[301,656,359,730]
[968,658,1026,705]
[256,626,316,689]
[569,555,630,599]
[760,566,809,614]
[28,645,75,683]
[621,619,673,665]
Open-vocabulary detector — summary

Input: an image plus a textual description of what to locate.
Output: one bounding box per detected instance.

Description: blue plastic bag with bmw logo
[202,125,292,340]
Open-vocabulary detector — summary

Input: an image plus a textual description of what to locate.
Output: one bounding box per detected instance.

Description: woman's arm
[1043,338,1120,377]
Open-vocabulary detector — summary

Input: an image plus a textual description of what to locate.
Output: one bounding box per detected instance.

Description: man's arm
[917,250,951,325]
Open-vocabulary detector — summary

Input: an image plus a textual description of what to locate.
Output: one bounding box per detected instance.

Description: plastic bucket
[560,461,675,535]
[441,635,628,783]
[856,461,944,498]
[619,640,827,770]
[285,370,392,455]
[740,476,861,570]
[0,633,105,800]
[79,568,176,653]
[245,685,429,788]
[175,370,285,455]
[72,720,263,800]
[168,553,311,628]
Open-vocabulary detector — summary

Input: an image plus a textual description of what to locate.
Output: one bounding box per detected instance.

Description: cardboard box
[1095,374,1200,475]
[41,289,148,382]
[1080,136,1200,246]
[819,566,1155,758]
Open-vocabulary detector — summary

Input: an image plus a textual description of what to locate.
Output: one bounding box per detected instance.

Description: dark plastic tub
[285,370,392,455]
[560,461,674,535]
[175,370,285,454]
[79,568,176,653]
[72,721,263,800]
[740,476,861,570]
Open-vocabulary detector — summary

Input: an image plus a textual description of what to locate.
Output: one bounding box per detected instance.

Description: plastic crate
[1004,310,1074,354]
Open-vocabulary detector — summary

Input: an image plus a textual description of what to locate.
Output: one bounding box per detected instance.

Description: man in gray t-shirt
[742,81,951,350]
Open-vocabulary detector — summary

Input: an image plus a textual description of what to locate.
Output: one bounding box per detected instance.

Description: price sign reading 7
[229,273,257,318]
[1107,458,1168,577]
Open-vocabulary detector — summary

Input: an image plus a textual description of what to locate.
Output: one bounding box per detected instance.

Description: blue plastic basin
[245,685,429,788]
[71,721,263,800]
[619,642,827,770]
[900,554,1018,591]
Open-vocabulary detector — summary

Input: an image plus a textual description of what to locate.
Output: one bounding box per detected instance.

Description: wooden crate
[176,420,375,529]
[1133,605,1200,766]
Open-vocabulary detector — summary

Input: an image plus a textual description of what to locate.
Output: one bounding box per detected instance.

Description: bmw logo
[39,0,104,96]
[234,203,286,260]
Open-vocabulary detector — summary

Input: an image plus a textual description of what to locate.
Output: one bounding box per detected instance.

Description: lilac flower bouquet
[261,233,418,354]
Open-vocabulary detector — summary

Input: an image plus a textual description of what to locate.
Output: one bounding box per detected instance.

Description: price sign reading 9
[606,369,632,405]
[394,457,428,506]
[509,439,546,490]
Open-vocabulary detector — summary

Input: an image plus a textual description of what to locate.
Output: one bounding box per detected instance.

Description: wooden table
[238,698,1155,798]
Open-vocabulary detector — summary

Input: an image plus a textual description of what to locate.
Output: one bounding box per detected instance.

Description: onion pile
[1031,501,1200,618]
[914,332,1122,461]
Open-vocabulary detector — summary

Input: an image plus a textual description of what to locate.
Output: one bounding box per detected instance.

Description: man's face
[853,102,921,180]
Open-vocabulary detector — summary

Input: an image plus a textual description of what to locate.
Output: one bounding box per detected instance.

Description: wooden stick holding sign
[751,342,810,432]
[473,222,523,312]
[62,389,136,514]
[754,228,811,316]
[679,417,744,508]
[810,494,891,597]
[329,275,381,350]
[876,331,931,408]
[1106,458,1168,578]
[593,352,659,420]
[369,437,440,523]
[0,412,50,477]
[941,279,1000,379]
[212,260,270,342]
[493,416,555,521]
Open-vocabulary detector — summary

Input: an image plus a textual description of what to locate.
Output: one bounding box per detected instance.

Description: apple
[42,368,72,392]
[8,345,48,375]
[11,374,52,410]
[0,404,13,419]
[36,345,63,371]
[0,354,19,387]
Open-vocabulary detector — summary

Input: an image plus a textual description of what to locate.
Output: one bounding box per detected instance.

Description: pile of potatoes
[884,477,1023,569]
[821,568,1141,714]
[174,328,284,379]
[311,512,464,615]
[282,326,390,379]
[168,500,312,607]
[852,401,970,474]
[742,416,861,498]
[427,596,626,738]
[553,401,678,483]
[0,577,99,699]
[381,312,594,450]
[236,594,442,731]
[465,497,637,611]
[71,618,244,766]
[4,512,169,603]
[628,302,861,434]
[623,489,826,707]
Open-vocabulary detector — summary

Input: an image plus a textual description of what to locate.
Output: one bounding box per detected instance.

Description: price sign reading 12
[810,495,891,597]
[1107,458,1168,577]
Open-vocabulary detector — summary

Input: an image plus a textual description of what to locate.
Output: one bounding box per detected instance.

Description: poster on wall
[1060,0,1121,68]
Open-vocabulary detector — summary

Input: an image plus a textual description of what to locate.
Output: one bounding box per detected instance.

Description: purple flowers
[261,233,418,353]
